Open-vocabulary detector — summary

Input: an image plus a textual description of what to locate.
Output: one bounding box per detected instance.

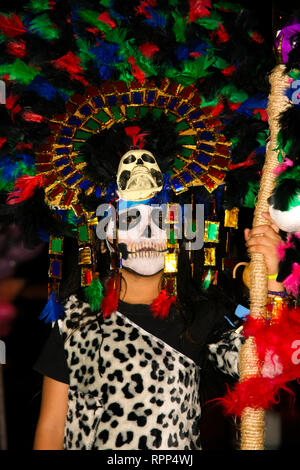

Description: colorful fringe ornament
[150,289,177,319]
[84,278,104,312]
[39,292,65,323]
[100,274,120,318]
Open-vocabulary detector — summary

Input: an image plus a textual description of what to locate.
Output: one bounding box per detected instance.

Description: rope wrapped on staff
[220,7,300,449]
[239,65,290,450]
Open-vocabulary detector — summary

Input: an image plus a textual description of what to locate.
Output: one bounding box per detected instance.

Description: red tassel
[101,275,120,318]
[188,0,212,22]
[150,289,177,319]
[0,13,27,38]
[138,43,159,58]
[7,174,44,205]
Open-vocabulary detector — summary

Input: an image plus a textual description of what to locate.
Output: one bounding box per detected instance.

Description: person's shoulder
[58,294,101,338]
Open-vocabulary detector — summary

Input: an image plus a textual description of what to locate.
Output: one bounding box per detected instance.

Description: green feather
[215,2,242,12]
[277,166,300,183]
[244,182,259,208]
[220,84,248,103]
[166,55,214,85]
[105,27,128,45]
[0,59,39,84]
[78,9,111,35]
[256,129,269,147]
[214,57,229,70]
[100,0,112,6]
[84,279,104,312]
[76,37,95,68]
[25,0,50,12]
[172,12,187,43]
[195,11,222,30]
[29,14,60,40]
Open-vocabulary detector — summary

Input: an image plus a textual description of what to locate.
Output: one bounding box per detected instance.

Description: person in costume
[0,0,296,451]
[32,128,284,450]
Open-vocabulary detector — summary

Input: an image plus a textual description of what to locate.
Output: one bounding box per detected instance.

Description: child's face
[105,203,167,276]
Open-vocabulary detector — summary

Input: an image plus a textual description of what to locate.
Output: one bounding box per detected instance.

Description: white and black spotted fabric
[207,330,245,380]
[59,296,202,450]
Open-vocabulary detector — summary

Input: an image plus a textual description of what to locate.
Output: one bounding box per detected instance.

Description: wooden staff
[239,65,290,450]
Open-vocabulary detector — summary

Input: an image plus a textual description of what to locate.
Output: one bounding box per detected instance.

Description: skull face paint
[116,149,164,201]
[104,203,167,276]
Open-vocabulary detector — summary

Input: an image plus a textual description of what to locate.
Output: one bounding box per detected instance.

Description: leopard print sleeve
[207,328,245,379]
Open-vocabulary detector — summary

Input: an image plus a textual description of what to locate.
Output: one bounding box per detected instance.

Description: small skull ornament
[116,149,164,201]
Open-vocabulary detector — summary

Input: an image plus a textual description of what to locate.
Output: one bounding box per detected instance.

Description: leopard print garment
[58,295,203,450]
[58,295,243,450]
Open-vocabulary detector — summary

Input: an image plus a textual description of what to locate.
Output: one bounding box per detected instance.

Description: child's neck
[119,268,163,305]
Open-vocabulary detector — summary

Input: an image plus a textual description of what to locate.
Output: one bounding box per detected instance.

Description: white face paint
[116,149,164,201]
[104,204,167,276]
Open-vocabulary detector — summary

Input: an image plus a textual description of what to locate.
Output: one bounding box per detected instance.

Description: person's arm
[33,376,69,450]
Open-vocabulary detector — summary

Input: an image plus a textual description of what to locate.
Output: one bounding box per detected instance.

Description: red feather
[221,64,236,76]
[51,52,88,86]
[219,306,300,417]
[128,56,146,84]
[188,0,212,22]
[125,126,149,149]
[0,13,27,38]
[101,275,120,318]
[138,43,159,58]
[97,12,116,28]
[0,137,7,149]
[150,289,177,319]
[22,111,44,123]
[229,151,256,170]
[6,39,26,58]
[7,175,44,205]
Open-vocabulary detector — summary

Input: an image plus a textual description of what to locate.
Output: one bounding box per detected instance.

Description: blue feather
[176,45,189,61]
[37,229,50,242]
[90,42,121,80]
[144,7,166,28]
[39,293,65,323]
[236,95,268,116]
[26,76,59,101]
[105,182,117,202]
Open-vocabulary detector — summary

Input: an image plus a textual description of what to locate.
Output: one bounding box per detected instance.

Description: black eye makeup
[151,208,166,230]
[118,209,141,230]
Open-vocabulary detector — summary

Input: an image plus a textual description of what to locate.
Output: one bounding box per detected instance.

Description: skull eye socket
[118,208,141,230]
[123,154,136,164]
[142,153,155,164]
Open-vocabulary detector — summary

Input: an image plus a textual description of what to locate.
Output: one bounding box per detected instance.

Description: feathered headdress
[0,0,273,320]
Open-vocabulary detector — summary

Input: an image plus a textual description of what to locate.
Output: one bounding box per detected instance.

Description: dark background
[1,0,300,452]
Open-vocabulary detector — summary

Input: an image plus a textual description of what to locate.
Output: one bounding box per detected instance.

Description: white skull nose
[136,158,144,165]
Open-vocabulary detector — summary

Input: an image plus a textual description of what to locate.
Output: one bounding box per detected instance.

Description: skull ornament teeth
[116,149,164,201]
